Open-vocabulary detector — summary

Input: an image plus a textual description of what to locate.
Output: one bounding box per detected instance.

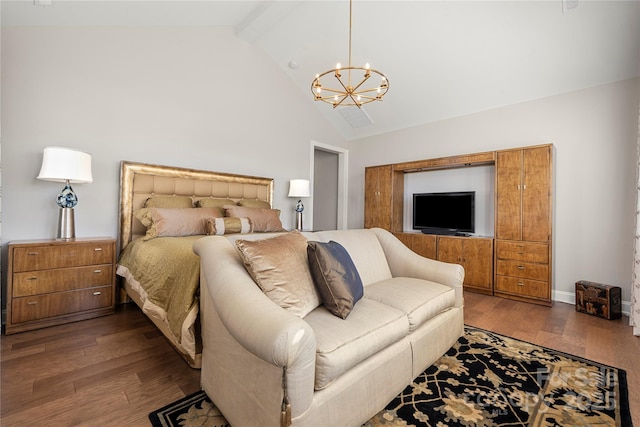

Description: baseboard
[553,290,631,317]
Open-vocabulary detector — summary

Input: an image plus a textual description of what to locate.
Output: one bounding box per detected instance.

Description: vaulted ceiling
[5,0,640,140]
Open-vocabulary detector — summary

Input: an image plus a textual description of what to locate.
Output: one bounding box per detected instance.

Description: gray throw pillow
[307,240,364,319]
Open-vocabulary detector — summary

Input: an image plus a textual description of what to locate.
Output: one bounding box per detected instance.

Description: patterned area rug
[149,326,632,427]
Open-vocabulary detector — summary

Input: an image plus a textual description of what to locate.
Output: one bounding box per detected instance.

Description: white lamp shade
[288,179,311,198]
[37,146,93,184]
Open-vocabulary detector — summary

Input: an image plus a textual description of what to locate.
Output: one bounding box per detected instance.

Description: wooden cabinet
[393,232,437,259]
[494,240,551,303]
[495,145,553,305]
[437,236,494,294]
[364,144,553,305]
[496,145,551,242]
[6,238,116,334]
[364,165,403,231]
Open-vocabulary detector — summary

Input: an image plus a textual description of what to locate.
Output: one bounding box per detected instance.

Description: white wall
[403,166,495,237]
[348,78,640,303]
[1,24,347,303]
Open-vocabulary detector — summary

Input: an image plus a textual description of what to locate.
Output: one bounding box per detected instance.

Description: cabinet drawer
[12,265,113,297]
[12,243,114,272]
[496,260,548,281]
[495,276,549,299]
[11,285,113,323]
[495,240,548,263]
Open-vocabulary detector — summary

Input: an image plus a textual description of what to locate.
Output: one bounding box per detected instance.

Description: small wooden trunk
[575,280,621,320]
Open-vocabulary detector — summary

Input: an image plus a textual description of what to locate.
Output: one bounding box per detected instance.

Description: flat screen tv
[413,191,475,234]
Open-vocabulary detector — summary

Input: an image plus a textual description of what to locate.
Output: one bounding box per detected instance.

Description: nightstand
[5,237,116,334]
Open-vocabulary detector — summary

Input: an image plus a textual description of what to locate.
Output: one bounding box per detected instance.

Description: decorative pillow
[235,232,320,318]
[237,199,271,209]
[224,205,286,232]
[205,217,253,235]
[307,240,364,319]
[134,207,223,240]
[144,195,193,208]
[196,198,236,208]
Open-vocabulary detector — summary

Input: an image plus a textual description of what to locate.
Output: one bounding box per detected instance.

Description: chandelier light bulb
[365,63,370,69]
[336,63,341,70]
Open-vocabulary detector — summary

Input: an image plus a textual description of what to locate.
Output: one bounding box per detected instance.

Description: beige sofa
[193,227,465,427]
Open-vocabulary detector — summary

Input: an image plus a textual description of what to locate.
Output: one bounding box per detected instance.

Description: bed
[116,161,275,368]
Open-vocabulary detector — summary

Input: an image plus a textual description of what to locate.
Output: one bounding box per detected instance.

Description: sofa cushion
[304,298,408,390]
[235,232,320,318]
[364,277,456,332]
[307,229,393,286]
[307,241,364,319]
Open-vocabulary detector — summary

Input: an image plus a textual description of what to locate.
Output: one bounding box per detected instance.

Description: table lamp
[37,146,93,239]
[288,179,311,231]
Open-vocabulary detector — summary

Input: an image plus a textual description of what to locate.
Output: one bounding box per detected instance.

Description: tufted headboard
[118,161,274,252]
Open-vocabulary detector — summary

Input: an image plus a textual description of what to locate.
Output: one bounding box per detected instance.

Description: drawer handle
[94,247,103,252]
[517,281,525,286]
[27,252,39,256]
[93,291,102,296]
[27,301,37,305]
[517,265,525,270]
[93,269,102,273]
[27,276,38,281]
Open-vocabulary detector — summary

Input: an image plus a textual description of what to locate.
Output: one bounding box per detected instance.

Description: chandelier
[311,0,389,108]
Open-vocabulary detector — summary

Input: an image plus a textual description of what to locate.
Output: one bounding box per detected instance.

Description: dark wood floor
[2,291,638,426]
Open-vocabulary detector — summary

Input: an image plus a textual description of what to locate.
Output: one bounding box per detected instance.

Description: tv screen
[413,191,475,233]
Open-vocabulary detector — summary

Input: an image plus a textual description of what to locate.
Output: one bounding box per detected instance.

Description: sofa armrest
[193,236,317,368]
[370,228,465,307]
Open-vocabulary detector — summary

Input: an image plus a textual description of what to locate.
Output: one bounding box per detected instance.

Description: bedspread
[116,236,202,342]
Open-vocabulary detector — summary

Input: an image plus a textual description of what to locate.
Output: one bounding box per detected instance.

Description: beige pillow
[205,217,253,235]
[224,205,285,232]
[235,232,320,318]
[196,198,236,208]
[237,199,271,209]
[134,207,223,240]
[144,195,193,208]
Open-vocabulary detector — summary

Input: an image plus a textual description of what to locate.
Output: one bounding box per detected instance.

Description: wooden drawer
[496,259,548,281]
[495,276,549,299]
[12,265,113,297]
[11,285,113,324]
[12,243,114,272]
[495,240,548,263]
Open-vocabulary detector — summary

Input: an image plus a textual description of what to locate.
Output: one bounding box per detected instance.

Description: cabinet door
[364,166,392,229]
[437,236,463,264]
[462,238,493,291]
[522,146,551,242]
[394,233,437,259]
[495,150,522,240]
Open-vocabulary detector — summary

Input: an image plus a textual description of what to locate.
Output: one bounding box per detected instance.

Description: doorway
[310,141,348,231]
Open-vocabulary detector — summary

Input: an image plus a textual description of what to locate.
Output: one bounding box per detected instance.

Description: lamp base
[57,207,76,240]
[295,211,303,231]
